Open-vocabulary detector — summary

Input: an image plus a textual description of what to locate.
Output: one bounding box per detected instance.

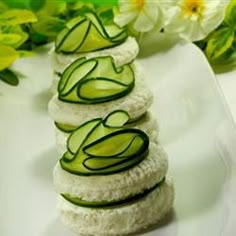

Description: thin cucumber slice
[58,57,87,94]
[59,20,90,53]
[60,60,97,96]
[61,179,165,208]
[78,78,128,101]
[60,129,149,175]
[62,151,74,162]
[105,25,125,39]
[55,28,69,49]
[83,130,146,158]
[77,23,117,53]
[58,56,134,104]
[104,110,130,127]
[68,118,102,154]
[60,110,149,176]
[66,15,85,28]
[55,11,127,54]
[55,122,77,133]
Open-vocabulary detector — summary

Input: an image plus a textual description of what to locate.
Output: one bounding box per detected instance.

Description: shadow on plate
[29,147,58,185]
[138,33,179,58]
[31,89,53,114]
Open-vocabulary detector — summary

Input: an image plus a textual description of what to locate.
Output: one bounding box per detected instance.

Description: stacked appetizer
[49,12,174,236]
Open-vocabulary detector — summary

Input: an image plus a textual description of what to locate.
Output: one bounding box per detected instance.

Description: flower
[163,0,229,42]
[114,0,165,33]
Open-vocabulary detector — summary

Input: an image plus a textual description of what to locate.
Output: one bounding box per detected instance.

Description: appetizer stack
[48,12,174,236]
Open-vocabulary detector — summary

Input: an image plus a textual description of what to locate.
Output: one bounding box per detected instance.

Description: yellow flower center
[182,0,205,17]
[131,0,145,10]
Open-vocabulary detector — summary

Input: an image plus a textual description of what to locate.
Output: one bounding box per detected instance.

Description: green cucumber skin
[83,128,149,158]
[59,38,127,55]
[65,118,103,161]
[58,79,134,105]
[103,109,130,128]
[58,57,97,96]
[55,18,87,53]
[60,129,149,176]
[58,110,150,176]
[55,110,130,133]
[54,122,76,133]
[58,56,135,104]
[55,11,127,54]
[61,178,165,208]
[60,150,147,176]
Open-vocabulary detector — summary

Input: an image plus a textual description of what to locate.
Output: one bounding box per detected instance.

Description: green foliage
[197,0,236,66]
[0,9,37,25]
[0,44,19,71]
[32,16,65,37]
[0,69,19,86]
[0,0,118,86]
[0,3,37,85]
[206,28,234,61]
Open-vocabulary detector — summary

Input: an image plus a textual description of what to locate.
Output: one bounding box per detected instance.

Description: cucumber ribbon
[55,12,127,54]
[60,110,149,175]
[58,56,135,104]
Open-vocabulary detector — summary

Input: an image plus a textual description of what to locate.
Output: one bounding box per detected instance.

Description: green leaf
[206,27,234,61]
[29,0,46,12]
[0,9,37,26]
[0,33,22,46]
[0,69,19,86]
[3,25,29,49]
[1,0,30,9]
[97,6,115,24]
[30,32,49,45]
[37,0,67,16]
[0,44,19,71]
[0,2,8,13]
[32,16,65,37]
[67,1,95,16]
[224,0,236,26]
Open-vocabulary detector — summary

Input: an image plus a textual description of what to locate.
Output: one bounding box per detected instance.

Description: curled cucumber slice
[58,56,135,104]
[60,111,149,176]
[104,110,130,128]
[55,12,127,54]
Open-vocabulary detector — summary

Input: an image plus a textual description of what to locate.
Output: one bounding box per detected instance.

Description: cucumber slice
[55,122,77,133]
[55,11,127,54]
[60,110,149,176]
[78,78,128,101]
[60,129,149,175]
[61,179,165,208]
[104,110,130,127]
[58,57,87,94]
[58,56,134,104]
[60,60,97,96]
[68,118,102,154]
[83,130,146,158]
[62,151,74,162]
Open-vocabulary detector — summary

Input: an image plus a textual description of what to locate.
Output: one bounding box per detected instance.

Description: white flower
[163,0,229,42]
[114,0,165,33]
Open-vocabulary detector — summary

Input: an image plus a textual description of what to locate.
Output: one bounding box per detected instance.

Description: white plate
[1,43,236,236]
